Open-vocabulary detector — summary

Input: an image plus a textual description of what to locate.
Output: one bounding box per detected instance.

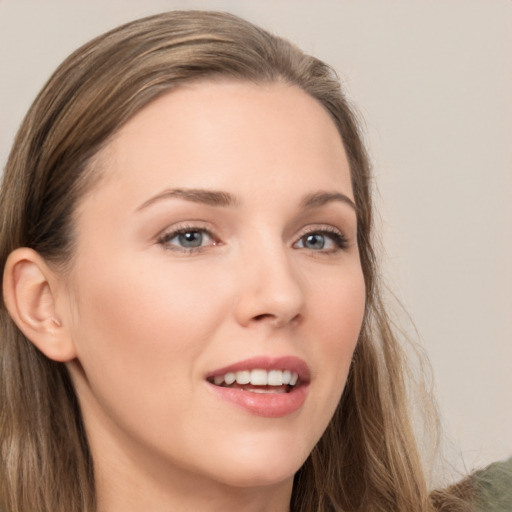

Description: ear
[2,247,77,362]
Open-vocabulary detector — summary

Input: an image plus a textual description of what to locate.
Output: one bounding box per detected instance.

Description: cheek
[66,256,229,394]
[304,262,366,423]
[313,262,366,350]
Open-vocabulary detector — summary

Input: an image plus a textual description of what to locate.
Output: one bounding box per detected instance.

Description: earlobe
[2,247,77,362]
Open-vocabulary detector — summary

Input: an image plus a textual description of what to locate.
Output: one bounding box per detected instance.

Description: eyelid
[295,224,345,238]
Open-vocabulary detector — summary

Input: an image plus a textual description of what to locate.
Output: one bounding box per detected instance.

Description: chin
[203,439,309,489]
[213,460,300,489]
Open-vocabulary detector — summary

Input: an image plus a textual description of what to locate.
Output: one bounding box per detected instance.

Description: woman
[0,10,506,512]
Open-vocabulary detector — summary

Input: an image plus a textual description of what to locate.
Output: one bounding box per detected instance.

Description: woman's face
[62,81,365,493]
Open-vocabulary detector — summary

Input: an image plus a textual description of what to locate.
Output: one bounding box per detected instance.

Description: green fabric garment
[473,457,512,512]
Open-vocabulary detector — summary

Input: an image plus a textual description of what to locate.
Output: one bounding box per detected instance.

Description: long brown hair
[0,11,468,512]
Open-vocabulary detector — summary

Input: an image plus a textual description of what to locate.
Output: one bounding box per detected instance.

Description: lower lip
[207,383,308,418]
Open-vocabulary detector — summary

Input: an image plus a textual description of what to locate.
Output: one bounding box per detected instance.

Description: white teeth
[224,372,236,385]
[212,369,300,387]
[267,370,283,386]
[250,369,268,386]
[235,370,251,385]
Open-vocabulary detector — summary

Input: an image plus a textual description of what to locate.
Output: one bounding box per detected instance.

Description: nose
[234,243,305,329]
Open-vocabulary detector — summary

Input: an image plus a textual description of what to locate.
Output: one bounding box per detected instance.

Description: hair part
[1,10,469,512]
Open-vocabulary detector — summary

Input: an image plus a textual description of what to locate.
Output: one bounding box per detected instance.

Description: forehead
[84,80,353,211]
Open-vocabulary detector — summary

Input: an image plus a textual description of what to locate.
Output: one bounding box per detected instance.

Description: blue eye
[302,233,327,250]
[158,228,216,252]
[174,231,204,248]
[295,230,348,252]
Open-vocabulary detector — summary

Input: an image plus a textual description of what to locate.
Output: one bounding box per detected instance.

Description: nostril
[253,313,275,322]
[251,312,301,327]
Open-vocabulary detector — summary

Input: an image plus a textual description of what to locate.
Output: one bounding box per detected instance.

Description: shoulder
[472,457,512,512]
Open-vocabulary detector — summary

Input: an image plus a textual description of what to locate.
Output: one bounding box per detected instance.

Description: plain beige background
[1,0,511,481]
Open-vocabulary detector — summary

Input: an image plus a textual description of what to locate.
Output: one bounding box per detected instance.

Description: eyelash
[157,225,349,254]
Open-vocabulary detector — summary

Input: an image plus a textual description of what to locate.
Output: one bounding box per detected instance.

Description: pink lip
[205,356,310,418]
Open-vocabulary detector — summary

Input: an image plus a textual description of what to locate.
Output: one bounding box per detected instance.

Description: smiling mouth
[207,369,299,394]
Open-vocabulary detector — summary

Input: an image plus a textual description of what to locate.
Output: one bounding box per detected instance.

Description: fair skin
[5,81,365,511]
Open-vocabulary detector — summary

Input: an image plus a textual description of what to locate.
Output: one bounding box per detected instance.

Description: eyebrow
[300,191,356,211]
[137,188,238,210]
[136,187,356,212]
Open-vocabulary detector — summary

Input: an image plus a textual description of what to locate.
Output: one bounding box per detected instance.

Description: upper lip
[206,356,311,383]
